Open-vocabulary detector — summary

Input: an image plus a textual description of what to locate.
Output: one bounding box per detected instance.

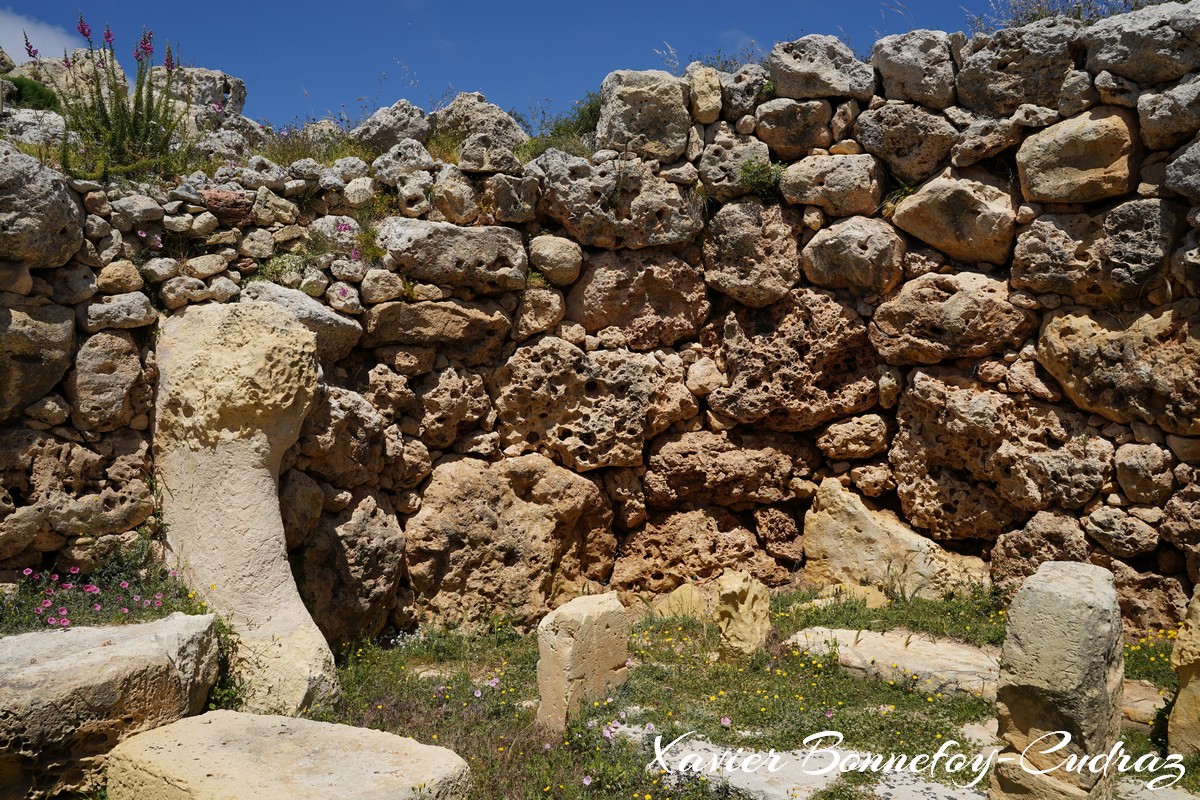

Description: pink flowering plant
[22,16,191,179]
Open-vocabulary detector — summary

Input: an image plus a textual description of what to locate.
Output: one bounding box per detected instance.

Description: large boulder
[374,217,527,293]
[891,369,1113,540]
[956,18,1082,118]
[64,330,145,432]
[564,248,710,349]
[1138,73,1200,151]
[800,216,905,295]
[350,99,431,152]
[891,166,1016,265]
[872,30,957,109]
[105,710,471,800]
[869,272,1038,364]
[766,35,875,101]
[1037,301,1200,436]
[0,302,74,422]
[150,65,247,114]
[491,336,696,471]
[294,386,385,489]
[853,103,959,185]
[427,92,527,173]
[714,569,771,657]
[703,197,801,307]
[1015,107,1139,204]
[360,299,511,364]
[0,141,83,268]
[753,98,833,160]
[595,70,691,162]
[697,122,771,202]
[779,154,884,217]
[155,302,337,714]
[1084,1,1200,84]
[528,150,704,249]
[704,288,878,431]
[404,454,615,631]
[0,613,217,799]
[991,511,1090,595]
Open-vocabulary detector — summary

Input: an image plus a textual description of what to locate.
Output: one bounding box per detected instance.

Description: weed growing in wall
[513,92,602,163]
[737,160,785,203]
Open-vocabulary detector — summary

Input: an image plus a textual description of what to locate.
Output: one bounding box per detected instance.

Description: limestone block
[535,593,630,732]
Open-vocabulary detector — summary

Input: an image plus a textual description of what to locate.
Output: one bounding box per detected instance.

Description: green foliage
[1124,627,1182,691]
[526,269,548,289]
[250,252,307,284]
[683,40,770,72]
[254,119,380,167]
[206,615,246,711]
[513,92,601,163]
[6,75,60,111]
[737,160,785,203]
[966,0,1169,31]
[425,129,465,164]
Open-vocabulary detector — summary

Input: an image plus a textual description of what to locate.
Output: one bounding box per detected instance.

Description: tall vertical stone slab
[536,593,629,733]
[1169,588,1200,755]
[990,562,1123,800]
[154,302,338,714]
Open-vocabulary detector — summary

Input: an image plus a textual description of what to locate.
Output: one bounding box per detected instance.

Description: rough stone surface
[1138,74,1200,151]
[428,92,527,173]
[891,369,1113,540]
[361,299,510,365]
[565,248,709,349]
[0,613,217,799]
[105,710,471,800]
[535,593,629,732]
[375,217,527,294]
[779,154,883,217]
[65,331,143,432]
[698,122,771,202]
[767,35,875,101]
[703,197,801,307]
[1115,443,1176,505]
[872,30,956,109]
[956,18,1082,118]
[404,455,614,630]
[1015,107,1139,203]
[891,166,1016,265]
[1084,506,1160,558]
[240,282,362,365]
[595,70,691,162]
[800,216,904,295]
[0,302,74,422]
[350,99,431,152]
[529,235,583,285]
[0,141,83,269]
[991,511,1090,594]
[714,569,771,657]
[1037,302,1200,436]
[1084,2,1200,84]
[753,98,833,160]
[1171,588,1200,756]
[854,103,959,184]
[816,414,889,461]
[869,272,1037,364]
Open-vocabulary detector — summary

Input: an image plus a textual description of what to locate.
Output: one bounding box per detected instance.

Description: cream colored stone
[714,568,771,657]
[650,582,713,619]
[1016,107,1139,203]
[1170,588,1200,755]
[535,593,630,732]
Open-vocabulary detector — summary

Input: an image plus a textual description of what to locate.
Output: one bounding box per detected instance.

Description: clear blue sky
[3,1,990,128]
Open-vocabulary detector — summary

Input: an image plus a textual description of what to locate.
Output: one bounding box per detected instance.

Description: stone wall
[3,1,1200,645]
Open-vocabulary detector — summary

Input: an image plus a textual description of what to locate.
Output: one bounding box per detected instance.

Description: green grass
[253,118,381,166]
[1125,628,1182,692]
[6,74,60,111]
[513,92,601,164]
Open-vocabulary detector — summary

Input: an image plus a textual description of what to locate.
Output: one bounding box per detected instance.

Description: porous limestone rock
[361,299,511,365]
[529,235,583,285]
[564,248,710,349]
[644,430,819,510]
[1084,1,1200,84]
[687,64,722,124]
[513,287,565,341]
[697,121,771,202]
[528,150,704,249]
[1115,443,1176,505]
[0,140,83,268]
[991,562,1122,800]
[872,30,957,109]
[891,166,1016,265]
[816,414,890,461]
[1138,73,1200,151]
[1171,587,1200,756]
[767,35,875,101]
[714,569,771,657]
[427,92,527,173]
[956,18,1082,118]
[491,336,696,471]
[891,369,1113,540]
[651,582,712,618]
[1164,482,1200,581]
[800,216,905,295]
[611,508,788,593]
[720,64,771,121]
[154,302,337,714]
[65,330,143,432]
[105,710,471,800]
[704,288,879,432]
[152,65,246,114]
[1037,301,1200,436]
[0,613,217,800]
[374,217,527,294]
[803,478,988,598]
[990,511,1090,594]
[77,291,158,334]
[595,70,691,162]
[535,593,629,732]
[703,197,801,307]
[853,103,959,184]
[280,468,323,549]
[756,506,804,562]
[240,282,362,366]
[753,98,833,160]
[403,454,615,630]
[350,99,431,152]
[294,386,384,489]
[869,272,1038,364]
[410,367,491,450]
[1012,199,1181,307]
[779,154,883,217]
[1015,107,1139,203]
[0,302,74,422]
[1084,506,1160,558]
[1165,139,1200,203]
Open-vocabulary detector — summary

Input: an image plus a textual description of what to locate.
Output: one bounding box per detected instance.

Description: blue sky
[3,1,990,128]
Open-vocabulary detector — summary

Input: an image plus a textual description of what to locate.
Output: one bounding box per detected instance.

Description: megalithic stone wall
[1,1,1200,646]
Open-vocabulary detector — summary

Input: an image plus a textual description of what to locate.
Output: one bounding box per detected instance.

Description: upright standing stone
[1169,588,1200,755]
[713,569,771,657]
[536,593,629,733]
[990,562,1123,800]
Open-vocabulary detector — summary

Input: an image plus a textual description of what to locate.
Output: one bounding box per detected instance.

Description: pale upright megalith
[1169,587,1200,755]
[990,561,1123,800]
[154,302,337,714]
[536,593,629,732]
[714,568,771,657]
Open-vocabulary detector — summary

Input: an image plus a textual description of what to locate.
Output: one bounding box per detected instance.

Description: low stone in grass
[714,568,771,658]
[536,592,630,733]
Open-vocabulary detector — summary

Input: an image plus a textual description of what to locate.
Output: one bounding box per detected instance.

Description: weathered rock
[853,103,959,185]
[77,291,158,334]
[956,18,1082,118]
[1115,443,1176,505]
[404,454,615,630]
[535,593,629,732]
[779,154,883,217]
[697,121,771,202]
[428,92,527,173]
[755,506,803,562]
[564,248,709,349]
[529,235,582,285]
[704,289,878,432]
[1015,107,1139,203]
[155,302,337,714]
[991,562,1122,800]
[714,569,771,657]
[869,272,1037,364]
[816,414,889,460]
[96,260,144,294]
[801,216,904,295]
[0,302,74,422]
[1012,199,1181,307]
[0,613,217,800]
[240,282,362,365]
[650,582,713,618]
[374,217,527,294]
[481,173,539,223]
[492,337,695,471]
[1171,587,1200,755]
[350,99,431,152]
[891,369,1113,540]
[686,64,722,124]
[295,386,384,488]
[370,139,435,186]
[991,511,1091,594]
[105,710,470,800]
[1085,506,1160,558]
[1037,302,1200,436]
[514,287,565,341]
[767,35,875,101]
[595,70,691,162]
[361,299,510,365]
[0,140,83,269]
[1084,1,1200,84]
[644,430,818,510]
[1165,139,1200,203]
[753,98,833,160]
[65,331,143,432]
[280,468,323,549]
[703,197,801,307]
[951,115,1023,168]
[891,166,1016,265]
[1138,74,1200,151]
[199,188,254,227]
[109,194,164,231]
[803,478,988,598]
[872,30,956,109]
[612,507,787,592]
[528,150,704,249]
